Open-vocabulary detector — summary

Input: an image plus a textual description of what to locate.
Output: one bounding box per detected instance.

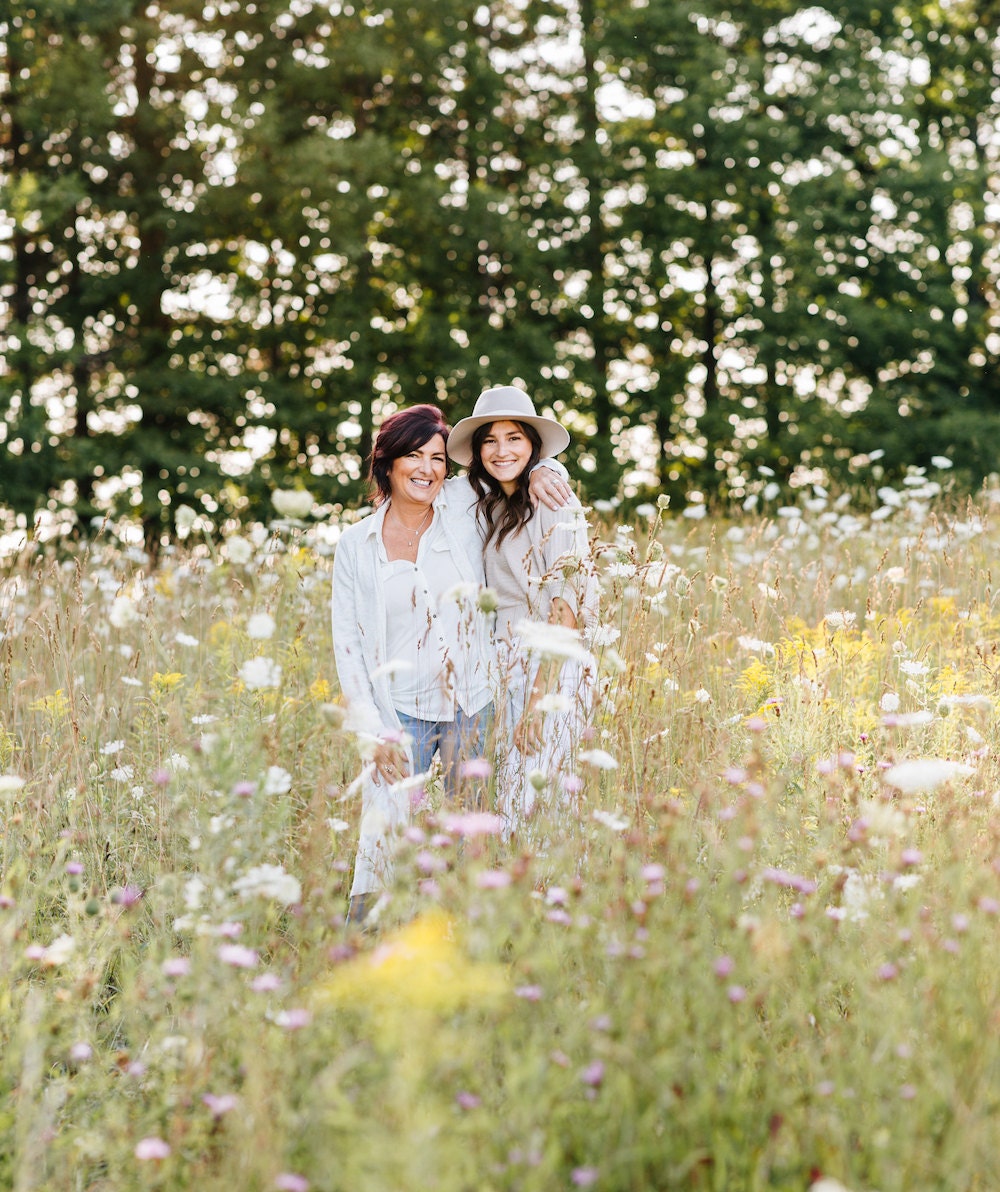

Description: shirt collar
[362,502,391,540]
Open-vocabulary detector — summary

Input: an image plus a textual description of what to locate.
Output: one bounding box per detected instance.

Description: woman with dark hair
[448,386,598,840]
[332,401,570,924]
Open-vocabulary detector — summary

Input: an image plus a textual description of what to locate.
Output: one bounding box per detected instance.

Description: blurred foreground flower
[232,863,302,905]
[0,774,25,799]
[440,811,504,837]
[313,912,506,1016]
[27,933,76,967]
[135,1137,171,1161]
[514,619,591,664]
[272,488,315,520]
[578,748,618,770]
[882,758,975,795]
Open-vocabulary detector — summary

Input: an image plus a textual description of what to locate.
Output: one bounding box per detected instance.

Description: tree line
[1,0,997,543]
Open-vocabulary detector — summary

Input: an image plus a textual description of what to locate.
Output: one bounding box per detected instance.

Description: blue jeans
[396,705,493,806]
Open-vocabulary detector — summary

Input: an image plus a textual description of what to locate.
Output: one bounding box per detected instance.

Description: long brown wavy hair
[467,420,542,548]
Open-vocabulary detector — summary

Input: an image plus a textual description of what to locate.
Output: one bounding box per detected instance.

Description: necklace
[389,505,432,548]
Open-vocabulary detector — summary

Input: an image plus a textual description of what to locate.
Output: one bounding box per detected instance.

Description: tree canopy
[2,0,998,543]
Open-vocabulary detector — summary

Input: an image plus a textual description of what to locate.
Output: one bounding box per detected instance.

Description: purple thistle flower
[581,1060,605,1088]
[275,1175,310,1192]
[218,944,258,968]
[135,1137,171,1160]
[713,955,735,979]
[202,1093,239,1118]
[476,869,512,890]
[441,811,504,837]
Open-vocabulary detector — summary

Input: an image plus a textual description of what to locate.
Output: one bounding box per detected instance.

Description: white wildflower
[175,632,199,647]
[856,799,908,843]
[239,657,282,691]
[38,934,77,968]
[940,693,992,712]
[174,505,197,536]
[694,688,712,704]
[879,692,900,712]
[272,488,315,520]
[930,456,953,470]
[441,581,479,605]
[824,611,856,631]
[232,863,302,906]
[592,809,629,831]
[899,659,930,677]
[109,595,141,629]
[262,766,293,796]
[882,710,934,728]
[225,536,253,565]
[841,871,881,922]
[578,748,619,770]
[883,758,975,795]
[182,878,207,911]
[0,774,26,798]
[514,620,590,664]
[590,624,621,648]
[246,613,276,641]
[737,635,775,655]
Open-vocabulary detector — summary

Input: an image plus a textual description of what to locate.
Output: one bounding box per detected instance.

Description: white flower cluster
[239,656,282,690]
[232,863,302,906]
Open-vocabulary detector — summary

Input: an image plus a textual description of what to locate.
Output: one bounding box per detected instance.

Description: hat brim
[447,414,570,467]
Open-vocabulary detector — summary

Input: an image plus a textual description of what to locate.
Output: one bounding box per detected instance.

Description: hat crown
[472,386,537,420]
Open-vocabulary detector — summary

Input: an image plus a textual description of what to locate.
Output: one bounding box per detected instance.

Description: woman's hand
[514,688,547,755]
[372,740,408,785]
[527,466,572,510]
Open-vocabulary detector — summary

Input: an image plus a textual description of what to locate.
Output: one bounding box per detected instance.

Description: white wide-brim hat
[447,386,570,467]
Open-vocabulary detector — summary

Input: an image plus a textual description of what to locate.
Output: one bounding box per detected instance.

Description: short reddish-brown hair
[368,404,450,504]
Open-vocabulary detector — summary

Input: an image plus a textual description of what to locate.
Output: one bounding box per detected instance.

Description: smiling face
[386,433,447,511]
[478,421,534,495]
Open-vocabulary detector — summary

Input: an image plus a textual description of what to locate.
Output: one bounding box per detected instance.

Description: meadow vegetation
[3,471,1000,1191]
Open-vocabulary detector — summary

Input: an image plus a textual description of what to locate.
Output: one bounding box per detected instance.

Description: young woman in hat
[448,386,598,840]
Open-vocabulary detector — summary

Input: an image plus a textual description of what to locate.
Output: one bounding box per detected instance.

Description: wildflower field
[4,473,1000,1192]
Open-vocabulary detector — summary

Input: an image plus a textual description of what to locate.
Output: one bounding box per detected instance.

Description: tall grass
[3,485,1000,1191]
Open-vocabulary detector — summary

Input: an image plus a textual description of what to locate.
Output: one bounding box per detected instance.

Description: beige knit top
[482,498,597,646]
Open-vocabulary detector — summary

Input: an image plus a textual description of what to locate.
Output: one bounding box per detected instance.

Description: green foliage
[1,1,998,539]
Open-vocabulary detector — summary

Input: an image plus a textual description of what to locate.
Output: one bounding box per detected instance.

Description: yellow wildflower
[150,672,185,698]
[29,689,71,719]
[313,912,507,1016]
